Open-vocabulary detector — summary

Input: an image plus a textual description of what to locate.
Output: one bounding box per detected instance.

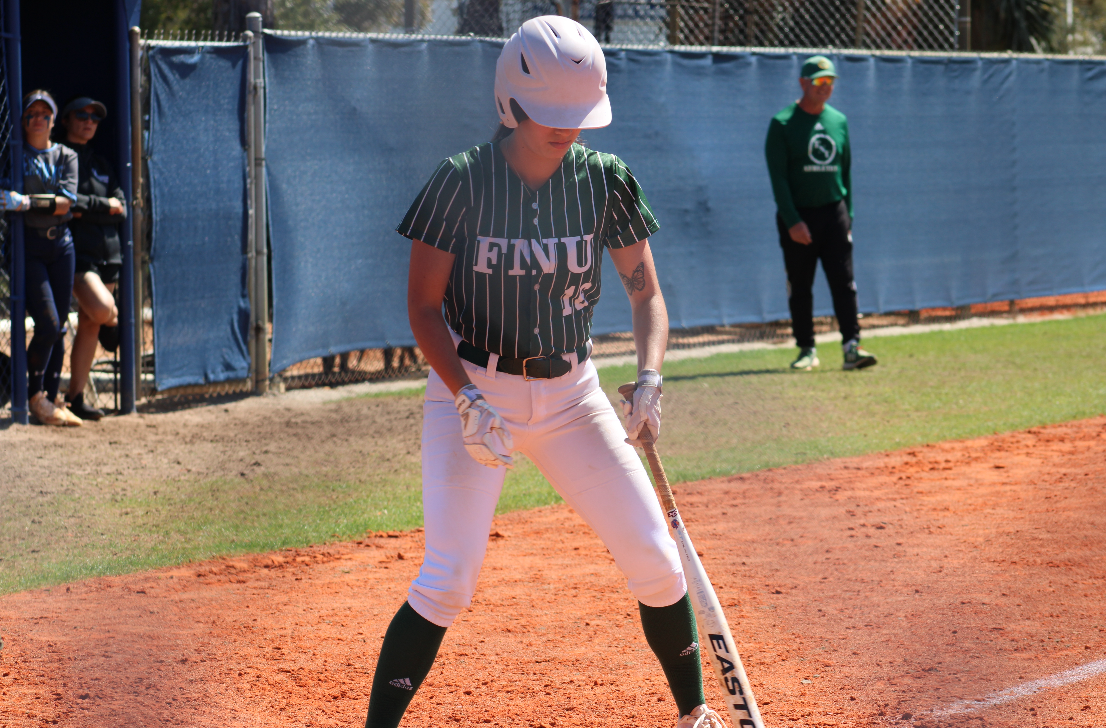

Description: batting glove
[621,369,662,447]
[0,190,30,212]
[455,384,514,469]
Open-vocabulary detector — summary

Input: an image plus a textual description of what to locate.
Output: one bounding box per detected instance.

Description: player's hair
[491,99,529,142]
[489,98,588,148]
[23,89,56,112]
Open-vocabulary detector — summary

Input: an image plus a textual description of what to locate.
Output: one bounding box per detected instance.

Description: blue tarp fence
[148,38,1106,381]
[148,44,251,389]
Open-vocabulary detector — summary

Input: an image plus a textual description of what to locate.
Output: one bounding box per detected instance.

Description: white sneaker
[29,391,65,426]
[53,401,84,427]
[676,704,727,728]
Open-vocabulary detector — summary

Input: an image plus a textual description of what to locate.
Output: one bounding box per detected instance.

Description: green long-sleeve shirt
[765,102,852,229]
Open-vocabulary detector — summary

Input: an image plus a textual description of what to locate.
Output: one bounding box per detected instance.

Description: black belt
[30,225,67,240]
[457,340,589,380]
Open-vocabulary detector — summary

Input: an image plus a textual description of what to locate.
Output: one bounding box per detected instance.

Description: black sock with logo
[639,593,705,716]
[365,601,448,728]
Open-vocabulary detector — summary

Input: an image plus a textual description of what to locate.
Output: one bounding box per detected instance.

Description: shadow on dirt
[663,368,784,382]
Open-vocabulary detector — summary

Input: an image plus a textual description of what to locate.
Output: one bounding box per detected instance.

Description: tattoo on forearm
[620,262,646,296]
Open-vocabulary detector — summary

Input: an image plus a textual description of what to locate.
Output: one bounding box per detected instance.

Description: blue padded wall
[263,39,1106,372]
[148,45,250,389]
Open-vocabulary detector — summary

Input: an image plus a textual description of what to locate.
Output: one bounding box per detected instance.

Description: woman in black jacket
[59,96,126,420]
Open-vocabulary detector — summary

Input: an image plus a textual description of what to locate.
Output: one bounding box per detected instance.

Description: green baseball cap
[800,56,837,80]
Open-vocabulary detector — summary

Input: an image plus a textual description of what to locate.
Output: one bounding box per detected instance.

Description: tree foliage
[141,0,214,31]
[988,0,1057,50]
[1054,0,1106,53]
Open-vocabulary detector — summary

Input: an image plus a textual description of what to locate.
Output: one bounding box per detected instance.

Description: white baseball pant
[407,341,686,628]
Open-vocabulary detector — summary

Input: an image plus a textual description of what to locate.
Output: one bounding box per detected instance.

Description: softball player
[363,17,725,728]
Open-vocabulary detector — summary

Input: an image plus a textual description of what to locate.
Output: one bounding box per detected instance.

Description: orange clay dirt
[1,417,1105,728]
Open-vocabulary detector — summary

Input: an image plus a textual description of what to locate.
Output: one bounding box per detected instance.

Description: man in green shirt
[765,56,877,371]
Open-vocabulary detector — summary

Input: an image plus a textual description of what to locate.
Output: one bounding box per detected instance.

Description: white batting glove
[621,369,662,447]
[1,190,30,211]
[455,384,514,469]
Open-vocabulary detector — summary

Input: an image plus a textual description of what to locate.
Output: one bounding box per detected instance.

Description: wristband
[457,383,482,400]
[29,194,57,214]
[637,369,662,389]
[454,383,484,412]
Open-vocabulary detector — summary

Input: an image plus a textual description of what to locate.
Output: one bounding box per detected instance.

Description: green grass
[2,314,1103,594]
[2,458,564,594]
[595,314,1106,483]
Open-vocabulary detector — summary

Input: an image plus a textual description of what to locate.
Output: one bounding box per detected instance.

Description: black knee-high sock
[365,602,447,728]
[44,340,66,403]
[639,593,705,716]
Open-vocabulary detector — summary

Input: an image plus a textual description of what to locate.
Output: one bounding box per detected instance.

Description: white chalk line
[926,658,1106,718]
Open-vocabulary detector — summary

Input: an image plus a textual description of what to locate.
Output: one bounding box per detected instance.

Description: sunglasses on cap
[72,111,103,123]
[812,76,835,87]
[23,111,53,122]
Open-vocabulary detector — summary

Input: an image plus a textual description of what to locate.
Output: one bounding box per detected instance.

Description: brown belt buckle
[522,356,547,381]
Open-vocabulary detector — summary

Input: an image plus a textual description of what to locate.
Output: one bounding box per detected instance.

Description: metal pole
[113,18,137,414]
[958,0,971,50]
[711,0,720,46]
[404,0,417,32]
[1066,0,1073,51]
[246,12,269,393]
[129,27,145,408]
[5,0,26,424]
[243,28,258,392]
[854,0,866,48]
[667,0,680,44]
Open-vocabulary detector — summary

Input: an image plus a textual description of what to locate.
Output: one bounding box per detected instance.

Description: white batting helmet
[494,15,611,130]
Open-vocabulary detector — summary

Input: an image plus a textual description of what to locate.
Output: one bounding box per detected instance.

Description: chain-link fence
[119,25,1106,411]
[133,32,435,400]
[299,0,959,50]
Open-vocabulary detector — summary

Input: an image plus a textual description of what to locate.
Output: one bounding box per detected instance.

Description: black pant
[776,200,860,350]
[25,230,75,399]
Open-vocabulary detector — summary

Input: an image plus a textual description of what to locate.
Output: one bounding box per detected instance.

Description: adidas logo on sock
[680,642,699,657]
[389,677,414,690]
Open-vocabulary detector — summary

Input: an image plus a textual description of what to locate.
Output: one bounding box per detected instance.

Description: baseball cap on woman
[800,56,837,80]
[61,97,108,119]
[23,91,58,117]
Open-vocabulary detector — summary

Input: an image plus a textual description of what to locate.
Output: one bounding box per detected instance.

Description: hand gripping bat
[619,383,766,728]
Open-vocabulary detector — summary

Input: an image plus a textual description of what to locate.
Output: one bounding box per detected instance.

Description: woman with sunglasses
[765,55,877,372]
[59,96,126,421]
[0,90,82,426]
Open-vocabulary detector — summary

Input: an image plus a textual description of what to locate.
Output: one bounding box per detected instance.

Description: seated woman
[59,96,126,421]
[0,90,82,426]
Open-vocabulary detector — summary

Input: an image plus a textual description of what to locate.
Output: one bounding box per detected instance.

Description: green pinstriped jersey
[397,141,659,359]
[765,103,852,229]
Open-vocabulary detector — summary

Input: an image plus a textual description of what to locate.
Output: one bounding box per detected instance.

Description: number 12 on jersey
[560,283,592,316]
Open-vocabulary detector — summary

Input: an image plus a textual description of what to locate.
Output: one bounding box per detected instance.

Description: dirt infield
[2,418,1105,728]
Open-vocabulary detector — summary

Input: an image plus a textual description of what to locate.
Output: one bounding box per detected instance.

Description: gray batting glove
[455,384,514,469]
[0,190,30,212]
[621,369,662,447]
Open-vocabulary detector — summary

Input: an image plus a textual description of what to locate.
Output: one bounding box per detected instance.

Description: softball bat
[618,384,766,728]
